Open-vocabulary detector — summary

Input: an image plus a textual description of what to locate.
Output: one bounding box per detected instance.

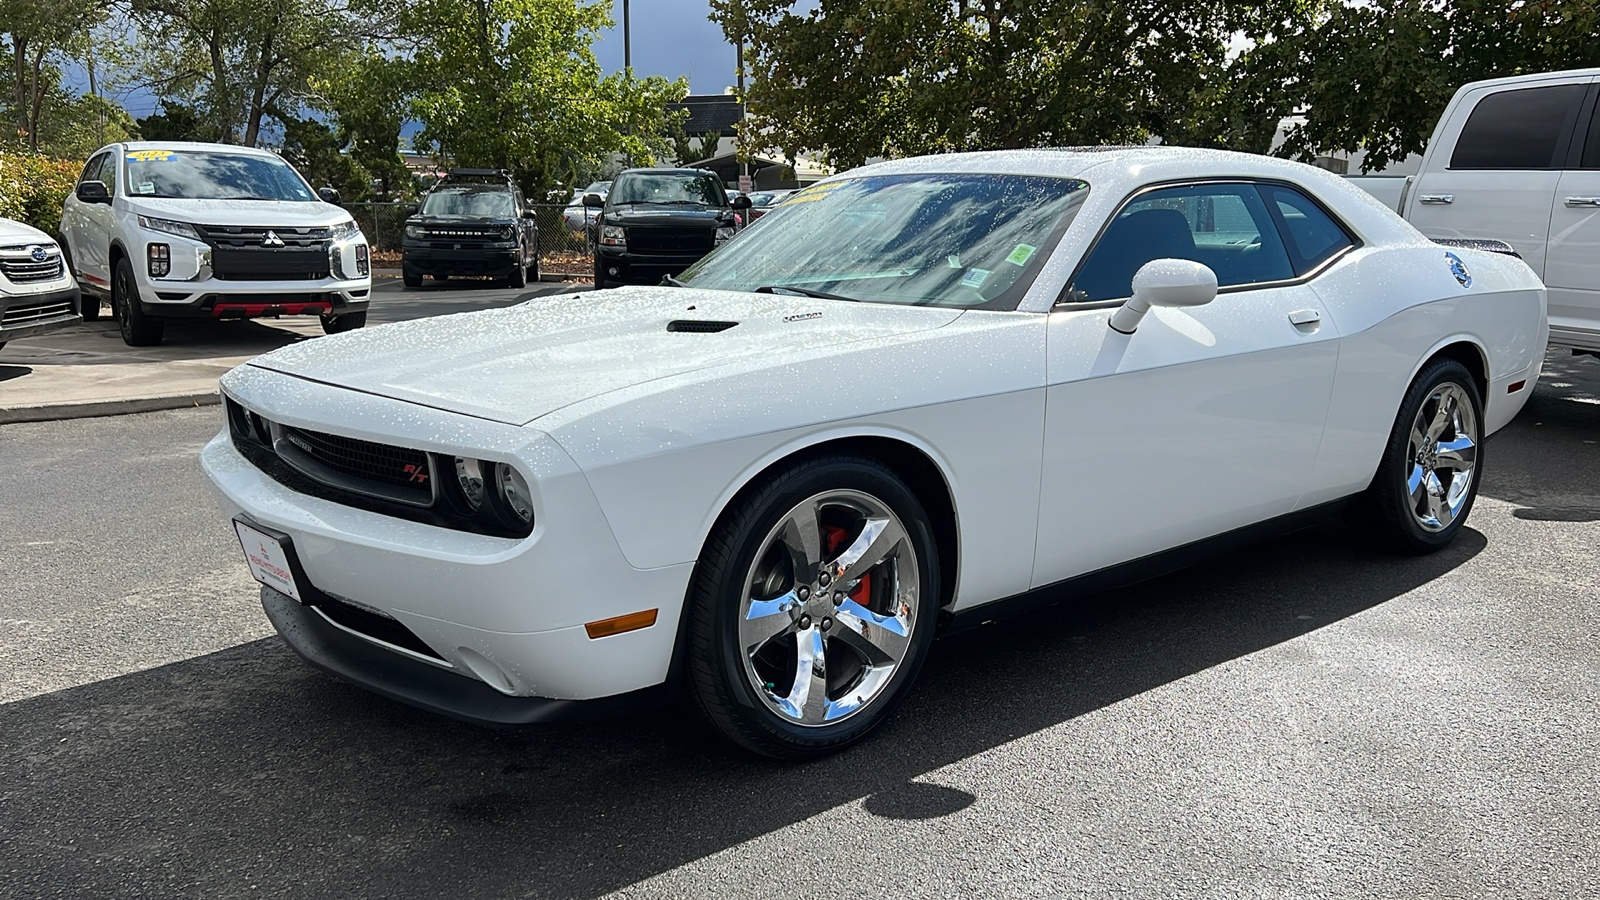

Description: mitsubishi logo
[262,230,285,248]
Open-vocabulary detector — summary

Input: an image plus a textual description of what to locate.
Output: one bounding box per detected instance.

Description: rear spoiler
[1434,238,1521,259]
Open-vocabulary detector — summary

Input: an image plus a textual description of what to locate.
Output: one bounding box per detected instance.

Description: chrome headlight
[495,464,534,525]
[714,226,735,245]
[601,225,626,246]
[404,224,426,239]
[137,215,200,240]
[329,218,362,240]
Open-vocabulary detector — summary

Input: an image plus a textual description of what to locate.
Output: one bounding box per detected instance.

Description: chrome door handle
[1418,194,1454,205]
[1565,196,1600,207]
[1288,309,1322,327]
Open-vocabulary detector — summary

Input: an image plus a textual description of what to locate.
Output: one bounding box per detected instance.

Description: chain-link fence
[342,201,595,279]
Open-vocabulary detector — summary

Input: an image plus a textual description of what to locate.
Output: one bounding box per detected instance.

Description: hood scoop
[667,319,738,333]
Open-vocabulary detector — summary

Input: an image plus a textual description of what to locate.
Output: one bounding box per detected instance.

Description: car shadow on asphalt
[0,364,30,382]
[1480,350,1600,523]
[0,318,312,366]
[0,520,1485,899]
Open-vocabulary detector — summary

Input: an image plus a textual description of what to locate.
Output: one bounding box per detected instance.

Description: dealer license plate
[233,519,304,602]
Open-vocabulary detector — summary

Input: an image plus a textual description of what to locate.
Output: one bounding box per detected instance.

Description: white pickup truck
[1349,68,1600,354]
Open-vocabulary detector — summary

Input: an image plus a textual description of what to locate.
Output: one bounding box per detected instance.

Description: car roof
[114,141,282,159]
[618,168,715,176]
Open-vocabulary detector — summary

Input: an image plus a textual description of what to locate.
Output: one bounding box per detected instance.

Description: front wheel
[1348,357,1483,553]
[686,455,940,759]
[112,257,164,346]
[320,311,367,334]
[506,247,528,288]
[402,269,422,288]
[592,255,608,290]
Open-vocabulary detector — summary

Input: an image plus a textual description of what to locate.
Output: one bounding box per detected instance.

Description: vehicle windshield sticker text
[136,182,155,195]
[126,150,175,162]
[1006,244,1037,266]
[784,311,823,322]
[1445,251,1473,288]
[961,268,991,288]
[786,182,846,204]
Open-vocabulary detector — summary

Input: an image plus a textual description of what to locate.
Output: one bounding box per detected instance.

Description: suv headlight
[601,225,626,246]
[329,219,362,240]
[137,215,200,240]
[405,224,426,239]
[499,225,516,241]
[714,226,736,245]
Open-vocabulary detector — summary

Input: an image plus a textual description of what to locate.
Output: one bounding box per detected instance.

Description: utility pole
[623,0,631,71]
[736,15,749,195]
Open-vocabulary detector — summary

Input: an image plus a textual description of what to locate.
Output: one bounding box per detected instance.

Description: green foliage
[401,0,688,196]
[1266,0,1600,171]
[312,54,413,199]
[136,100,213,141]
[0,149,80,235]
[278,113,370,199]
[711,0,1309,170]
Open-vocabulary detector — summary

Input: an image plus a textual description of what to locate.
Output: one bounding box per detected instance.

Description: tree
[2,0,110,149]
[399,0,688,195]
[1264,0,1600,172]
[710,0,1312,170]
[313,53,413,198]
[278,113,369,197]
[124,0,395,146]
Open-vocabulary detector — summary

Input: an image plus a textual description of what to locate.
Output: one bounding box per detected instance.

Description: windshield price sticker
[126,149,176,162]
[961,268,991,288]
[1006,244,1037,266]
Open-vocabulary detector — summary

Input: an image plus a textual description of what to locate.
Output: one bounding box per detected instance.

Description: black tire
[402,269,423,288]
[592,255,608,290]
[528,252,540,284]
[1348,357,1484,554]
[111,257,164,346]
[686,455,941,759]
[320,311,367,334]
[507,246,528,288]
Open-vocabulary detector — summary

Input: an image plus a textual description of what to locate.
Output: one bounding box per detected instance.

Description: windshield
[679,173,1089,310]
[611,173,726,207]
[122,149,315,201]
[422,190,515,217]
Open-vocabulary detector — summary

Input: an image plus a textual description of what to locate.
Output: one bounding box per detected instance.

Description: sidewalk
[0,355,239,424]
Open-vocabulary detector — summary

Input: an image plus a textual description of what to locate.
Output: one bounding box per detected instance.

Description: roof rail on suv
[442,168,515,187]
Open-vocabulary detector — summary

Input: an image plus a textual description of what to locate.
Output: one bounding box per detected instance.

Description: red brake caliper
[822,525,872,610]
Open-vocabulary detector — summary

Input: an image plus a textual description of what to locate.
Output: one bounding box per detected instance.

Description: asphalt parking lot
[0,347,1595,897]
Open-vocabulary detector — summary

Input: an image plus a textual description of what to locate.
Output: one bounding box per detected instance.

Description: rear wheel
[1348,357,1482,553]
[320,310,367,334]
[506,245,527,288]
[402,268,422,288]
[112,257,164,346]
[687,455,940,759]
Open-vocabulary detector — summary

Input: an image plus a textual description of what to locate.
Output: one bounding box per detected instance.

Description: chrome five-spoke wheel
[740,489,920,727]
[1405,381,1478,532]
[688,455,940,759]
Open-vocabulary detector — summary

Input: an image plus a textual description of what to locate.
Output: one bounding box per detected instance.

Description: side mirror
[1107,258,1217,335]
[521,208,537,220]
[729,194,752,210]
[76,181,111,205]
[404,203,419,216]
[318,186,342,204]
[581,192,604,208]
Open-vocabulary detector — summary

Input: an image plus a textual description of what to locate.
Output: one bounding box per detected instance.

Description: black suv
[401,169,539,288]
[585,168,750,289]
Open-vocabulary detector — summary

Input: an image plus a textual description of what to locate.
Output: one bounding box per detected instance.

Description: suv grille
[423,226,507,244]
[627,227,713,253]
[2,297,74,325]
[195,224,332,248]
[0,246,64,284]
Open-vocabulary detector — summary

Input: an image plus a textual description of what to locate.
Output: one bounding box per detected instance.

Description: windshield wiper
[754,284,859,302]
[661,274,687,287]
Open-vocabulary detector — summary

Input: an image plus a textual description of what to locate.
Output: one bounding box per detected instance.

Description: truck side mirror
[581,193,604,208]
[730,195,752,210]
[318,186,342,204]
[76,181,111,205]
[1108,259,1217,334]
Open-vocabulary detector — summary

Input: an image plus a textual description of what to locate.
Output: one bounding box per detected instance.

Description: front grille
[212,247,329,281]
[2,297,75,325]
[627,228,713,253]
[423,227,505,242]
[279,425,433,506]
[195,224,331,248]
[0,252,64,284]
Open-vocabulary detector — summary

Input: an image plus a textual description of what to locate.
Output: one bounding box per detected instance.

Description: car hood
[247,286,964,425]
[125,197,349,227]
[0,217,53,245]
[604,203,732,226]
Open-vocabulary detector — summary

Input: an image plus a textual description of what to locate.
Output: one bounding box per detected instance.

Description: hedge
[0,151,82,238]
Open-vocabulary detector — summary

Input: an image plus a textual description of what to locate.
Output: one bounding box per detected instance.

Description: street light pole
[623,0,631,72]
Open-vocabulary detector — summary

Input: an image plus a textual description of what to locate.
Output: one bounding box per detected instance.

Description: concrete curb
[0,390,220,425]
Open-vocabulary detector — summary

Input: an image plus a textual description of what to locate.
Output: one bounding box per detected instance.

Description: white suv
[60,141,371,346]
[0,217,82,352]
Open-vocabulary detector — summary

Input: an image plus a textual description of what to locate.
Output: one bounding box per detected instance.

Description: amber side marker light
[585,609,658,639]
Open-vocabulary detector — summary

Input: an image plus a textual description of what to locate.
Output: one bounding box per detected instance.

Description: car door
[62,151,108,286]
[77,151,119,290]
[1406,77,1593,278]
[1032,181,1344,587]
[1544,88,1600,349]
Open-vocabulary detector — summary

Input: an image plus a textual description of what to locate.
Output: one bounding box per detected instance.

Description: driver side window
[1066,182,1293,303]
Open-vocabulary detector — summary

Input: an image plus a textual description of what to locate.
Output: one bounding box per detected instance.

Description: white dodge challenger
[203,148,1546,758]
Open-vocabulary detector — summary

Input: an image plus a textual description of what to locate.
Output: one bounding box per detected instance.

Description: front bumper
[594,246,711,284]
[0,283,82,342]
[200,368,692,708]
[402,244,521,277]
[134,230,371,319]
